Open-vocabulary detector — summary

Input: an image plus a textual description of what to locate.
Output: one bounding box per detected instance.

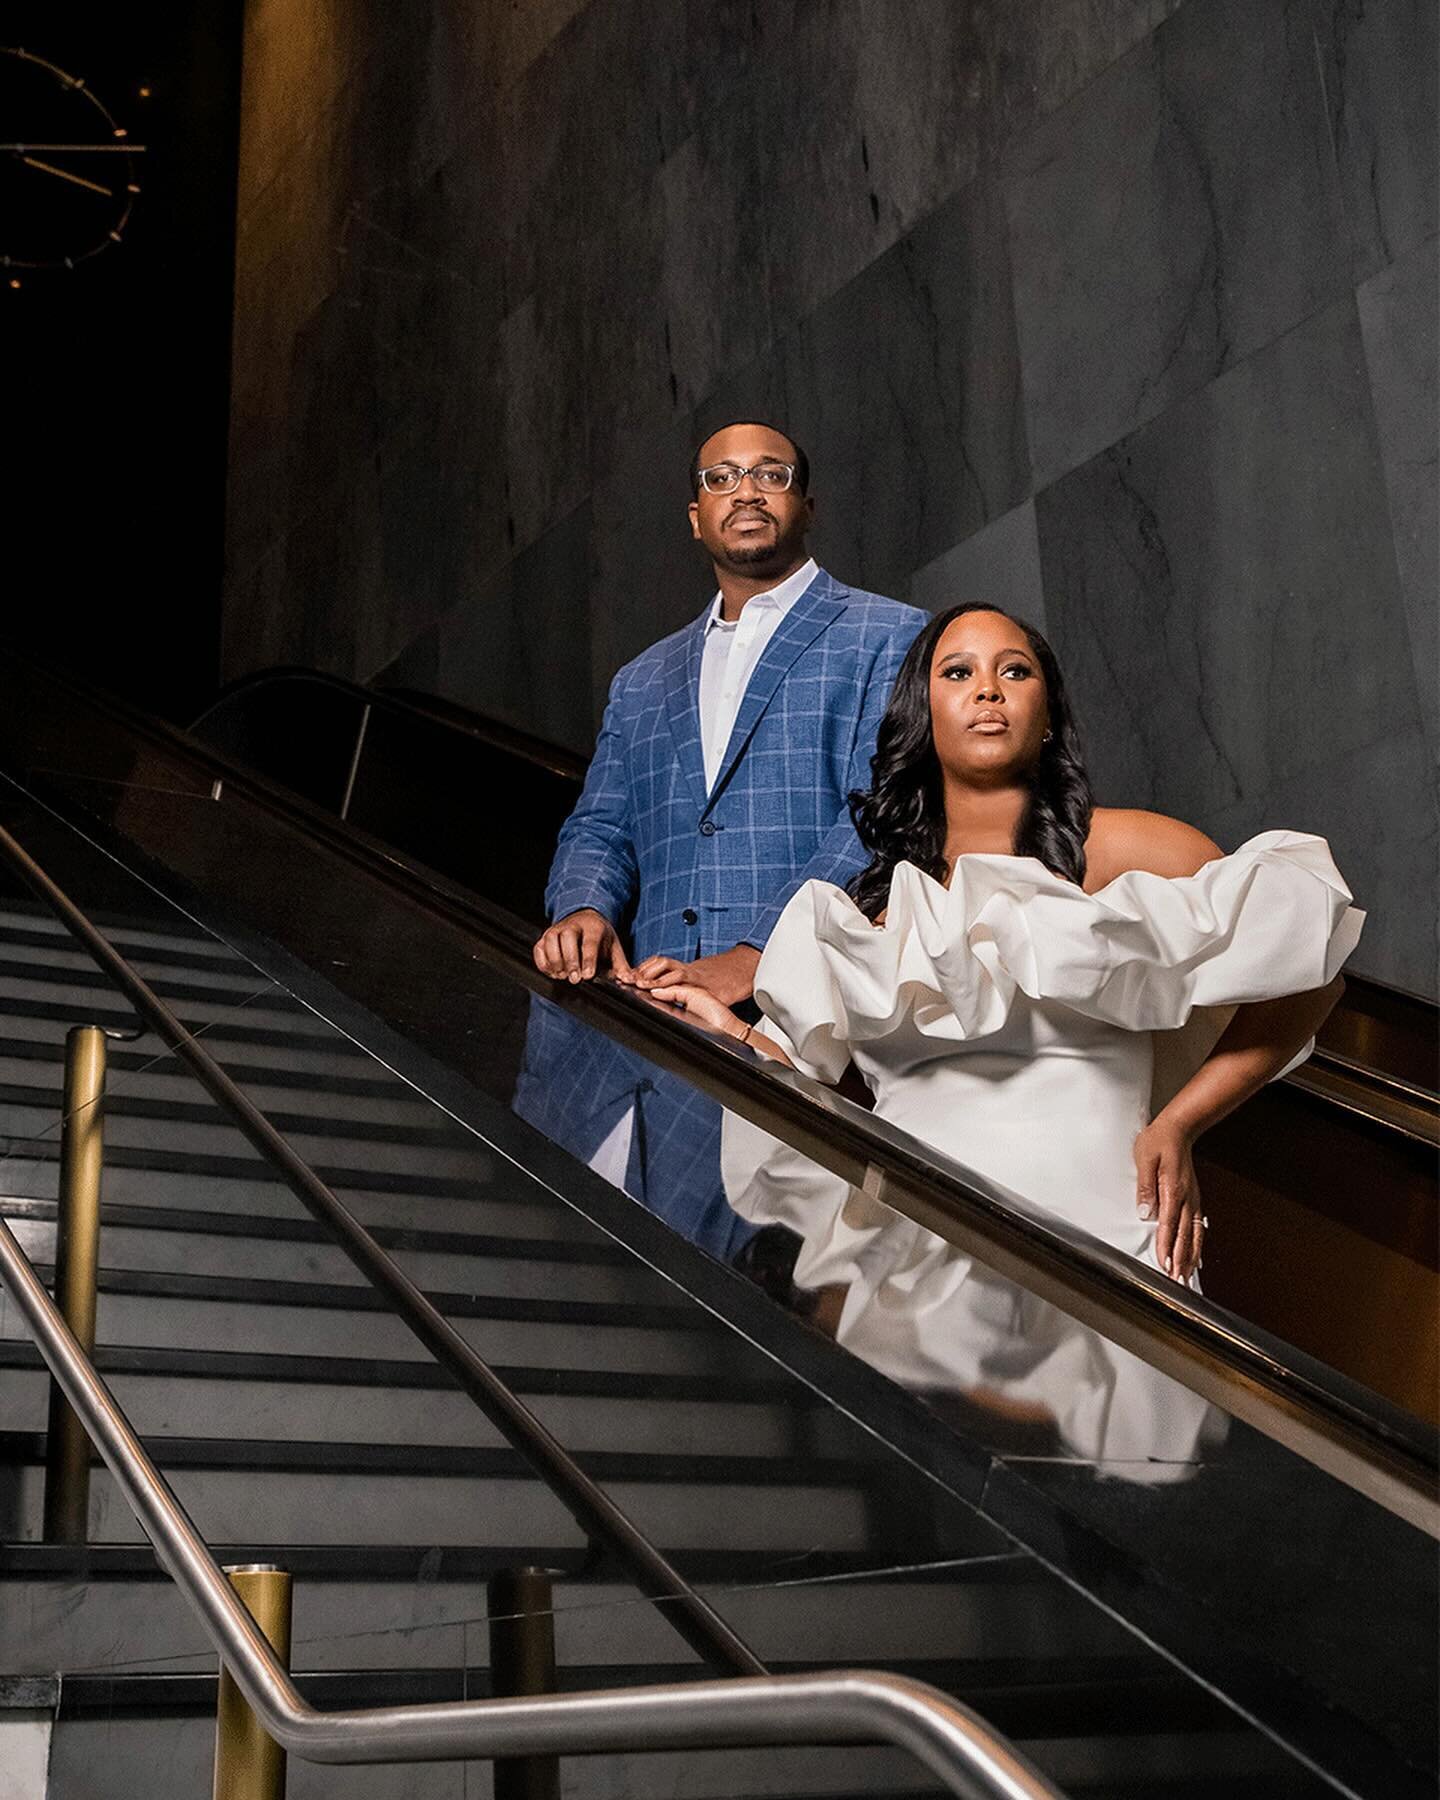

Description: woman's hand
[1132,1115,1205,1283]
[643,981,750,1043]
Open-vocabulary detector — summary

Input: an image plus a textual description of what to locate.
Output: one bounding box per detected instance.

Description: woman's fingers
[1154,1153,1183,1277]
[1134,1147,1159,1223]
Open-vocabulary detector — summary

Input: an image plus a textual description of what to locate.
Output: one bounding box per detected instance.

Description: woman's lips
[968,716,1008,732]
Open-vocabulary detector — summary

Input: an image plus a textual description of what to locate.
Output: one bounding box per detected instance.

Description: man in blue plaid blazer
[516,422,925,1260]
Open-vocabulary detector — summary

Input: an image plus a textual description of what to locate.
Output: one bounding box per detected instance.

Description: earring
[1042,730,1052,743]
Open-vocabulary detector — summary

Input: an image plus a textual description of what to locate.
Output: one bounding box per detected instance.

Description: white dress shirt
[697,558,818,791]
[589,557,819,1196]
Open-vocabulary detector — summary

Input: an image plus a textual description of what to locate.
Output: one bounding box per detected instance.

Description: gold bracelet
[738,1022,754,1047]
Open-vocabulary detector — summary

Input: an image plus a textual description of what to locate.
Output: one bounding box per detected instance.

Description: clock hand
[17,155,111,198]
[0,144,147,153]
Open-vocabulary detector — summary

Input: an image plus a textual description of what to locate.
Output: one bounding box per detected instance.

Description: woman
[635,606,1360,1437]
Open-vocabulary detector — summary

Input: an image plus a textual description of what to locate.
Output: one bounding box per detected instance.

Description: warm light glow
[138,85,152,98]
[113,126,127,139]
[8,279,20,289]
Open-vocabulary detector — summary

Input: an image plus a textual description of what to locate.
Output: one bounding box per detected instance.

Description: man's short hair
[689,422,810,496]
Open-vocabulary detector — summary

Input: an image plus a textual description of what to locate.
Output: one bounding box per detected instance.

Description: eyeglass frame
[695,459,800,497]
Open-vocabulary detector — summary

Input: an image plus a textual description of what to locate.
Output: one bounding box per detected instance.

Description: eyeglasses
[697,460,797,496]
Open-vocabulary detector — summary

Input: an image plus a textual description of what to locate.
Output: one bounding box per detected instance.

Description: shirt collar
[704,557,819,633]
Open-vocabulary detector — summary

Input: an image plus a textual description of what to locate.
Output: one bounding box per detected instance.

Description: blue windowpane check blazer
[514,568,926,1259]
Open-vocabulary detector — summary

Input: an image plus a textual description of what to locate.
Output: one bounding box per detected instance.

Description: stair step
[0,1196,632,1267]
[0,1337,796,1406]
[6,1262,698,1332]
[0,968,327,1038]
[0,1288,735,1378]
[0,1158,595,1241]
[0,1560,1114,1682]
[0,1094,487,1178]
[0,941,299,1003]
[0,906,259,969]
[0,1429,875,1489]
[41,1654,1231,1736]
[0,1049,452,1129]
[0,1135,542,1202]
[1,1208,648,1307]
[0,1006,393,1079]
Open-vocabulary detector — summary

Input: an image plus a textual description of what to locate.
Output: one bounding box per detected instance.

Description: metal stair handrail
[0,1210,1064,1799]
[0,817,766,1682]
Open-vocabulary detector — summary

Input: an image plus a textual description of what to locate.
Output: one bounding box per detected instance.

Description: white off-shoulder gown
[722,832,1363,1472]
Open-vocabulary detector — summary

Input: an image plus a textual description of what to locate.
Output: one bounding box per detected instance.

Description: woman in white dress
[636,605,1362,1462]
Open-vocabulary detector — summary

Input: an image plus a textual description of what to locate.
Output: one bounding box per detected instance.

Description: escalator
[192,668,1440,1423]
[0,652,1433,1798]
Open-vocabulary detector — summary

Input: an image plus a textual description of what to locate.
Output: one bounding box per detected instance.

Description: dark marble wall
[225,0,1437,994]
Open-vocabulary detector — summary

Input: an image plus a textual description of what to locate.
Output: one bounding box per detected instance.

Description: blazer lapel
[661,610,711,813]
[707,570,849,803]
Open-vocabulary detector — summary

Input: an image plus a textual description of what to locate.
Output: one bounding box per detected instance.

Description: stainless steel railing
[0,1213,1064,1799]
[0,814,764,1682]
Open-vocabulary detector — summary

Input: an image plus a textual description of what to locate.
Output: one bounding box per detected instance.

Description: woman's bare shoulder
[1084,808,1224,887]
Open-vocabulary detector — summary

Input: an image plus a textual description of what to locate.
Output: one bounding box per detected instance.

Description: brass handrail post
[42,1023,106,1543]
[488,1567,561,1800]
[214,1563,292,1800]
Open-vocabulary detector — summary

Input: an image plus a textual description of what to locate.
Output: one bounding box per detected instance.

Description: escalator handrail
[0,815,767,1682]
[190,665,590,783]
[9,661,1440,1539]
[189,665,1440,1143]
[0,1215,1066,1798]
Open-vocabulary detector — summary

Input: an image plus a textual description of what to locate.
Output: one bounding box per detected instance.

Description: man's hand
[631,943,760,1007]
[533,909,634,984]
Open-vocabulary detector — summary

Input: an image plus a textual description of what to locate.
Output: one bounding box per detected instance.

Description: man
[515,421,925,1261]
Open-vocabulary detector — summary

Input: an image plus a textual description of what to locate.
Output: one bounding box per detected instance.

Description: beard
[723,538,784,566]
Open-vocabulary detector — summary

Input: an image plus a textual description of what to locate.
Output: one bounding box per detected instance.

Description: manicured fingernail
[1163,1255,1171,1273]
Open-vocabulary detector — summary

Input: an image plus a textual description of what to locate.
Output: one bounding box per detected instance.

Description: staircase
[0,897,1398,1796]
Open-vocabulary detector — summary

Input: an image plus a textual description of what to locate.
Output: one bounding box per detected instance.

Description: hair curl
[849,604,1093,919]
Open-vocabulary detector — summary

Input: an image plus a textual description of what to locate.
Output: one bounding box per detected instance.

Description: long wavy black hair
[849,604,1093,919]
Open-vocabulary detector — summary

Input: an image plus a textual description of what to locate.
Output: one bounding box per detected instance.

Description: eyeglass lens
[701,461,793,495]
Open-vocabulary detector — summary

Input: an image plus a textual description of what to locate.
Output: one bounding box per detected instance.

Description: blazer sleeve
[737,611,921,949]
[544,677,640,929]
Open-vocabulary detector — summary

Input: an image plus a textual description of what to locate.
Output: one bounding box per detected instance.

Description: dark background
[220,0,1437,996]
[3,2,1434,994]
[5,2,242,721]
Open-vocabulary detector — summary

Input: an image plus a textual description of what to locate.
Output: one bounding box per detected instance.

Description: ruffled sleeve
[754,831,1363,1057]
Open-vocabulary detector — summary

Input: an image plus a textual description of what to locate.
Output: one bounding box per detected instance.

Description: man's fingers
[609,936,634,979]
[558,925,584,981]
[634,959,684,988]
[580,920,605,980]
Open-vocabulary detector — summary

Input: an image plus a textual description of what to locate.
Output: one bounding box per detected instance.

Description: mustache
[724,503,774,528]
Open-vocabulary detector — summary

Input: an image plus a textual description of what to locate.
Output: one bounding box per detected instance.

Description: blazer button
[682,908,698,926]
[698,820,717,837]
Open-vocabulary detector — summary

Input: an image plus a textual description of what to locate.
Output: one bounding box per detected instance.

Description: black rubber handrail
[189,667,1439,1145]
[5,658,1438,1536]
[191,665,590,783]
[0,815,768,1681]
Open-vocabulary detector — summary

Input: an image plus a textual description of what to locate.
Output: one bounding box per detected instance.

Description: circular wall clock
[1,45,144,274]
